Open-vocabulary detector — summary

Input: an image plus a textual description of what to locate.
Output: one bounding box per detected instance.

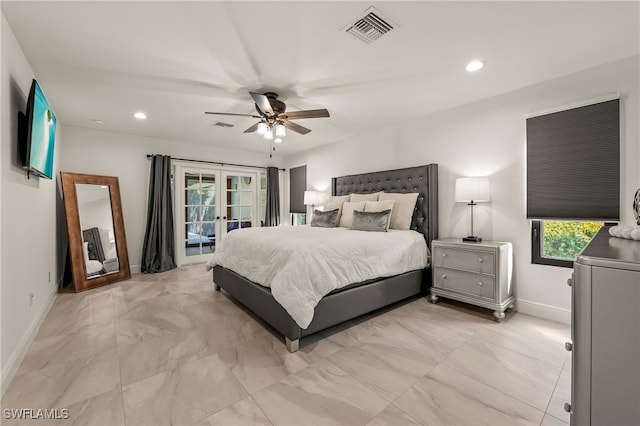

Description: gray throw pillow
[310,208,340,228]
[351,209,392,232]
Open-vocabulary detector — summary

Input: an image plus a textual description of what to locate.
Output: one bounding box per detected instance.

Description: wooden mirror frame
[61,171,131,292]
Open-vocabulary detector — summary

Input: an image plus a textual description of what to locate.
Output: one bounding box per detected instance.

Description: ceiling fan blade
[283,109,330,120]
[205,112,262,118]
[283,120,311,135]
[243,122,260,133]
[249,92,274,116]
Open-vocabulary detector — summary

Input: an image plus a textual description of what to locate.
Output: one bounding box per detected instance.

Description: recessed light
[90,118,104,124]
[134,112,147,120]
[465,60,484,72]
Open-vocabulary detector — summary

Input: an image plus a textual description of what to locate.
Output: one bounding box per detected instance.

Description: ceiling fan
[205,92,329,141]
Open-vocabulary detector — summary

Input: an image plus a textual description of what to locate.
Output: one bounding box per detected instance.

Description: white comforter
[206,226,429,328]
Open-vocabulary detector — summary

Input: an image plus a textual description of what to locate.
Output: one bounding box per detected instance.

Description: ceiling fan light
[264,129,274,141]
[274,137,282,144]
[256,122,268,135]
[275,123,286,138]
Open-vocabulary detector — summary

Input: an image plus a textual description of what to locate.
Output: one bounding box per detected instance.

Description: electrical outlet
[29,292,34,307]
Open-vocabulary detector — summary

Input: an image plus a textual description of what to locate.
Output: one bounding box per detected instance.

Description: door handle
[216,216,220,220]
[223,216,227,220]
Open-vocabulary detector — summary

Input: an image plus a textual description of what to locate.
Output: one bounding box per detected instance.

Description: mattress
[206,226,430,328]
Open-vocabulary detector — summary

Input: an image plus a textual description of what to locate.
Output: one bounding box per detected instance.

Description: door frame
[173,162,262,266]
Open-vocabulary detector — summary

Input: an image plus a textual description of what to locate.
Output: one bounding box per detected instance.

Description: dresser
[566,228,640,426]
[429,239,513,321]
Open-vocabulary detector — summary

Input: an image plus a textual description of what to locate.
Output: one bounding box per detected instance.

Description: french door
[175,165,263,265]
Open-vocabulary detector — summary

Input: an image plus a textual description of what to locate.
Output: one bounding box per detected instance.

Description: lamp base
[462,236,482,243]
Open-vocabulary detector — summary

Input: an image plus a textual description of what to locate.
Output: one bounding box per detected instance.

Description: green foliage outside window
[543,221,602,260]
[293,213,306,226]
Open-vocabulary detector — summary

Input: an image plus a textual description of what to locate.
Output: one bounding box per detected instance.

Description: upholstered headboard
[331,164,438,247]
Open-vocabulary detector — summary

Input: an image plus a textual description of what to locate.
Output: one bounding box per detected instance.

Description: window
[291,213,307,226]
[259,172,267,225]
[532,220,603,267]
[289,165,306,225]
[526,97,620,267]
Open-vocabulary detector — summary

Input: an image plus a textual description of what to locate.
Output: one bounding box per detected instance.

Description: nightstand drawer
[433,268,495,300]
[433,247,495,275]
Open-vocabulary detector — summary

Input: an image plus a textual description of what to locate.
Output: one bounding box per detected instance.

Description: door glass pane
[240,191,252,205]
[202,207,215,222]
[184,172,216,257]
[240,206,252,220]
[185,173,200,206]
[240,176,252,190]
[225,174,254,232]
[185,206,200,222]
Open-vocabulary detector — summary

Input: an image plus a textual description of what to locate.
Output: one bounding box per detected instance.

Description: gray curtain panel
[264,166,280,226]
[141,155,177,273]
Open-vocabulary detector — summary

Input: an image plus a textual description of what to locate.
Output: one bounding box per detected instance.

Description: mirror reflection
[61,171,130,292]
[75,184,119,278]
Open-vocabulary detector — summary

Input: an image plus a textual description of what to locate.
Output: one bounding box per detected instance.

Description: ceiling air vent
[344,7,396,44]
[212,121,234,128]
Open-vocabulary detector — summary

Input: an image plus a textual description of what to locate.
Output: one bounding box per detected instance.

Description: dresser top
[577,227,640,271]
[433,238,511,249]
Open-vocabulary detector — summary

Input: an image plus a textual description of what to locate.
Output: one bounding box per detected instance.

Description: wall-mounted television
[18,79,57,179]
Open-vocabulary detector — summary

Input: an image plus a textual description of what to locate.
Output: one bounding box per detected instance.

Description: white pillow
[339,201,366,228]
[328,194,350,203]
[364,199,395,213]
[365,200,395,230]
[86,260,103,275]
[378,192,419,230]
[83,241,90,264]
[322,200,344,223]
[350,191,383,202]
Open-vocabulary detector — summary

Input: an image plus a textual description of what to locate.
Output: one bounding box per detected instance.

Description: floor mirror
[61,171,131,292]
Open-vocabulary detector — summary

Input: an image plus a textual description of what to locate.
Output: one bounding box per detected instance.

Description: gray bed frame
[212,163,438,352]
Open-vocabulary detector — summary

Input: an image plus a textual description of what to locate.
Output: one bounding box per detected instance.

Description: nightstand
[429,238,514,321]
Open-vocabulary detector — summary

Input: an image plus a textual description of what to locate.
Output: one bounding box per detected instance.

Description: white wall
[1,13,61,395]
[60,126,283,272]
[285,56,640,323]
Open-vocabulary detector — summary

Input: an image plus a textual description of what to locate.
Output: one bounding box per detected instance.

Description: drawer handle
[442,274,447,279]
[478,258,484,263]
[477,281,484,286]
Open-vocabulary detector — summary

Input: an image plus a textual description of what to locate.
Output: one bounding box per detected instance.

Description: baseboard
[516,298,571,325]
[131,264,141,274]
[1,288,57,397]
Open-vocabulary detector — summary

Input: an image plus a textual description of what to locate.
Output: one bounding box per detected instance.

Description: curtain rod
[146,154,285,171]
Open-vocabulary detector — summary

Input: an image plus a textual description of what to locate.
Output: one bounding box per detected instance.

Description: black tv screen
[19,79,57,179]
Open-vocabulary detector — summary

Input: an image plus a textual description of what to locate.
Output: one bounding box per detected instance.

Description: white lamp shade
[303,190,321,206]
[275,123,286,138]
[256,122,268,135]
[455,177,491,203]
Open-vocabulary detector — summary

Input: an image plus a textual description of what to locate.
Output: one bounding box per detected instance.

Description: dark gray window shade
[526,98,620,220]
[289,165,307,213]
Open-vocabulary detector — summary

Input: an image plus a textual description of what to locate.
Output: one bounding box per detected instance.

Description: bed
[208,164,438,352]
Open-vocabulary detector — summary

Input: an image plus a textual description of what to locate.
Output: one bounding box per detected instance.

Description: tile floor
[1,264,572,425]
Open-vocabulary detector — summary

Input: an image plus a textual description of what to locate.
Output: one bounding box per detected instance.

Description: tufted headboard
[331,164,438,247]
